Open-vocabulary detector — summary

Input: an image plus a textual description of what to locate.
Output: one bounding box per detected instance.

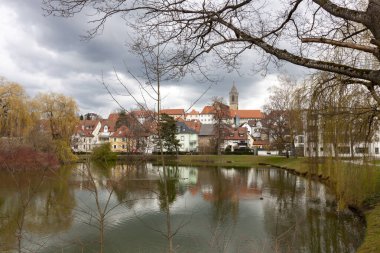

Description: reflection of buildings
[189,168,263,202]
[71,163,198,191]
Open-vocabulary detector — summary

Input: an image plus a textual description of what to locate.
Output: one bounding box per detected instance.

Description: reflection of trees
[0,167,75,253]
[27,167,75,234]
[210,168,239,223]
[158,166,179,211]
[130,165,189,253]
[110,163,155,209]
[261,169,364,253]
[73,161,120,253]
[158,166,178,253]
[207,168,240,253]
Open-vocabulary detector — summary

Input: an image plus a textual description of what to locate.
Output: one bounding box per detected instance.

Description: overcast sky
[0,0,309,117]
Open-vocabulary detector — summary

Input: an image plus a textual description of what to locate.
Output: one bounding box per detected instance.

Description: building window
[113,145,116,149]
[338,146,350,154]
[122,138,126,142]
[320,147,323,152]
[114,138,116,142]
[181,136,184,141]
[376,147,379,154]
[122,145,125,149]
[355,147,368,154]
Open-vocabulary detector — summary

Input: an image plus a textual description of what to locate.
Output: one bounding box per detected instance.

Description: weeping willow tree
[305,72,378,160]
[304,72,379,209]
[0,81,32,140]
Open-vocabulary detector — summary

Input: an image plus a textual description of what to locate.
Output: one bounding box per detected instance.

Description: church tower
[229,82,239,110]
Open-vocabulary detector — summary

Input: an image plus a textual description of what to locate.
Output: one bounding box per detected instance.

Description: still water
[0,163,365,253]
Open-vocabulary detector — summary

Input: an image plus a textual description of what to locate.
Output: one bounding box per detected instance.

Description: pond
[0,163,365,253]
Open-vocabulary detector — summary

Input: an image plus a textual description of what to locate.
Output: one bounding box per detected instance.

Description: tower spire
[229,82,239,110]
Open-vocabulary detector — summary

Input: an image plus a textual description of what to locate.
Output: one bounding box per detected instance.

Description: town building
[222,127,249,151]
[198,124,215,154]
[185,109,200,121]
[71,120,102,152]
[98,114,119,145]
[109,126,131,152]
[199,106,217,124]
[176,121,199,152]
[160,109,185,120]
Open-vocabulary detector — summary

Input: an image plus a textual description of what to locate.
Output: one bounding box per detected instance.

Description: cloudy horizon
[0,0,310,118]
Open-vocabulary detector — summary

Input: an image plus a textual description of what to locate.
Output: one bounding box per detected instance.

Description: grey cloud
[0,0,308,116]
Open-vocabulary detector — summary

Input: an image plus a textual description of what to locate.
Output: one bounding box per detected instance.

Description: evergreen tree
[159,114,180,153]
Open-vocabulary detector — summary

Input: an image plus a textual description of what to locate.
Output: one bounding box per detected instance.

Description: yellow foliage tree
[32,93,79,141]
[0,82,32,139]
[32,92,79,163]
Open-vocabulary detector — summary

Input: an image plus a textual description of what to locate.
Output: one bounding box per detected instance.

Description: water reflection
[0,164,365,253]
[0,167,75,253]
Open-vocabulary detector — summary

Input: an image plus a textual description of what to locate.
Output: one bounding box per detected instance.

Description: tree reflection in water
[0,166,75,253]
[260,169,365,253]
[0,164,366,253]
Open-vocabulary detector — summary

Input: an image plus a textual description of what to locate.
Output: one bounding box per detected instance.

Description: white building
[71,120,102,152]
[185,109,200,121]
[199,105,216,124]
[176,122,199,152]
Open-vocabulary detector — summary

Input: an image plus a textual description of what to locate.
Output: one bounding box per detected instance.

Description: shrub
[91,143,117,162]
[54,139,78,164]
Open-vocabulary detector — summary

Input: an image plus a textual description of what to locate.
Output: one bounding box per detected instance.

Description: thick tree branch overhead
[43,0,380,102]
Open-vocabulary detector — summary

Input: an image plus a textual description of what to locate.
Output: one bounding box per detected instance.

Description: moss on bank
[358,204,380,253]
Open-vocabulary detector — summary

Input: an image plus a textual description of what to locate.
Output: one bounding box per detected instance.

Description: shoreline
[76,153,379,252]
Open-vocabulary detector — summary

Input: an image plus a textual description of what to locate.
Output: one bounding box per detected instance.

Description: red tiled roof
[130,110,155,118]
[76,130,94,137]
[252,140,269,146]
[111,126,130,138]
[108,113,120,122]
[160,109,185,115]
[185,120,202,133]
[202,102,230,114]
[200,106,215,114]
[74,120,100,137]
[99,113,120,133]
[224,127,248,141]
[187,109,199,115]
[230,110,263,119]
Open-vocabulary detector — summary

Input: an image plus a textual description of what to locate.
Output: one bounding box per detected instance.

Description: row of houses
[71,105,269,154]
[72,109,380,157]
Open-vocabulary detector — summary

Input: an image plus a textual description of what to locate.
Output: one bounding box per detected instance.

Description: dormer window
[104,125,108,133]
